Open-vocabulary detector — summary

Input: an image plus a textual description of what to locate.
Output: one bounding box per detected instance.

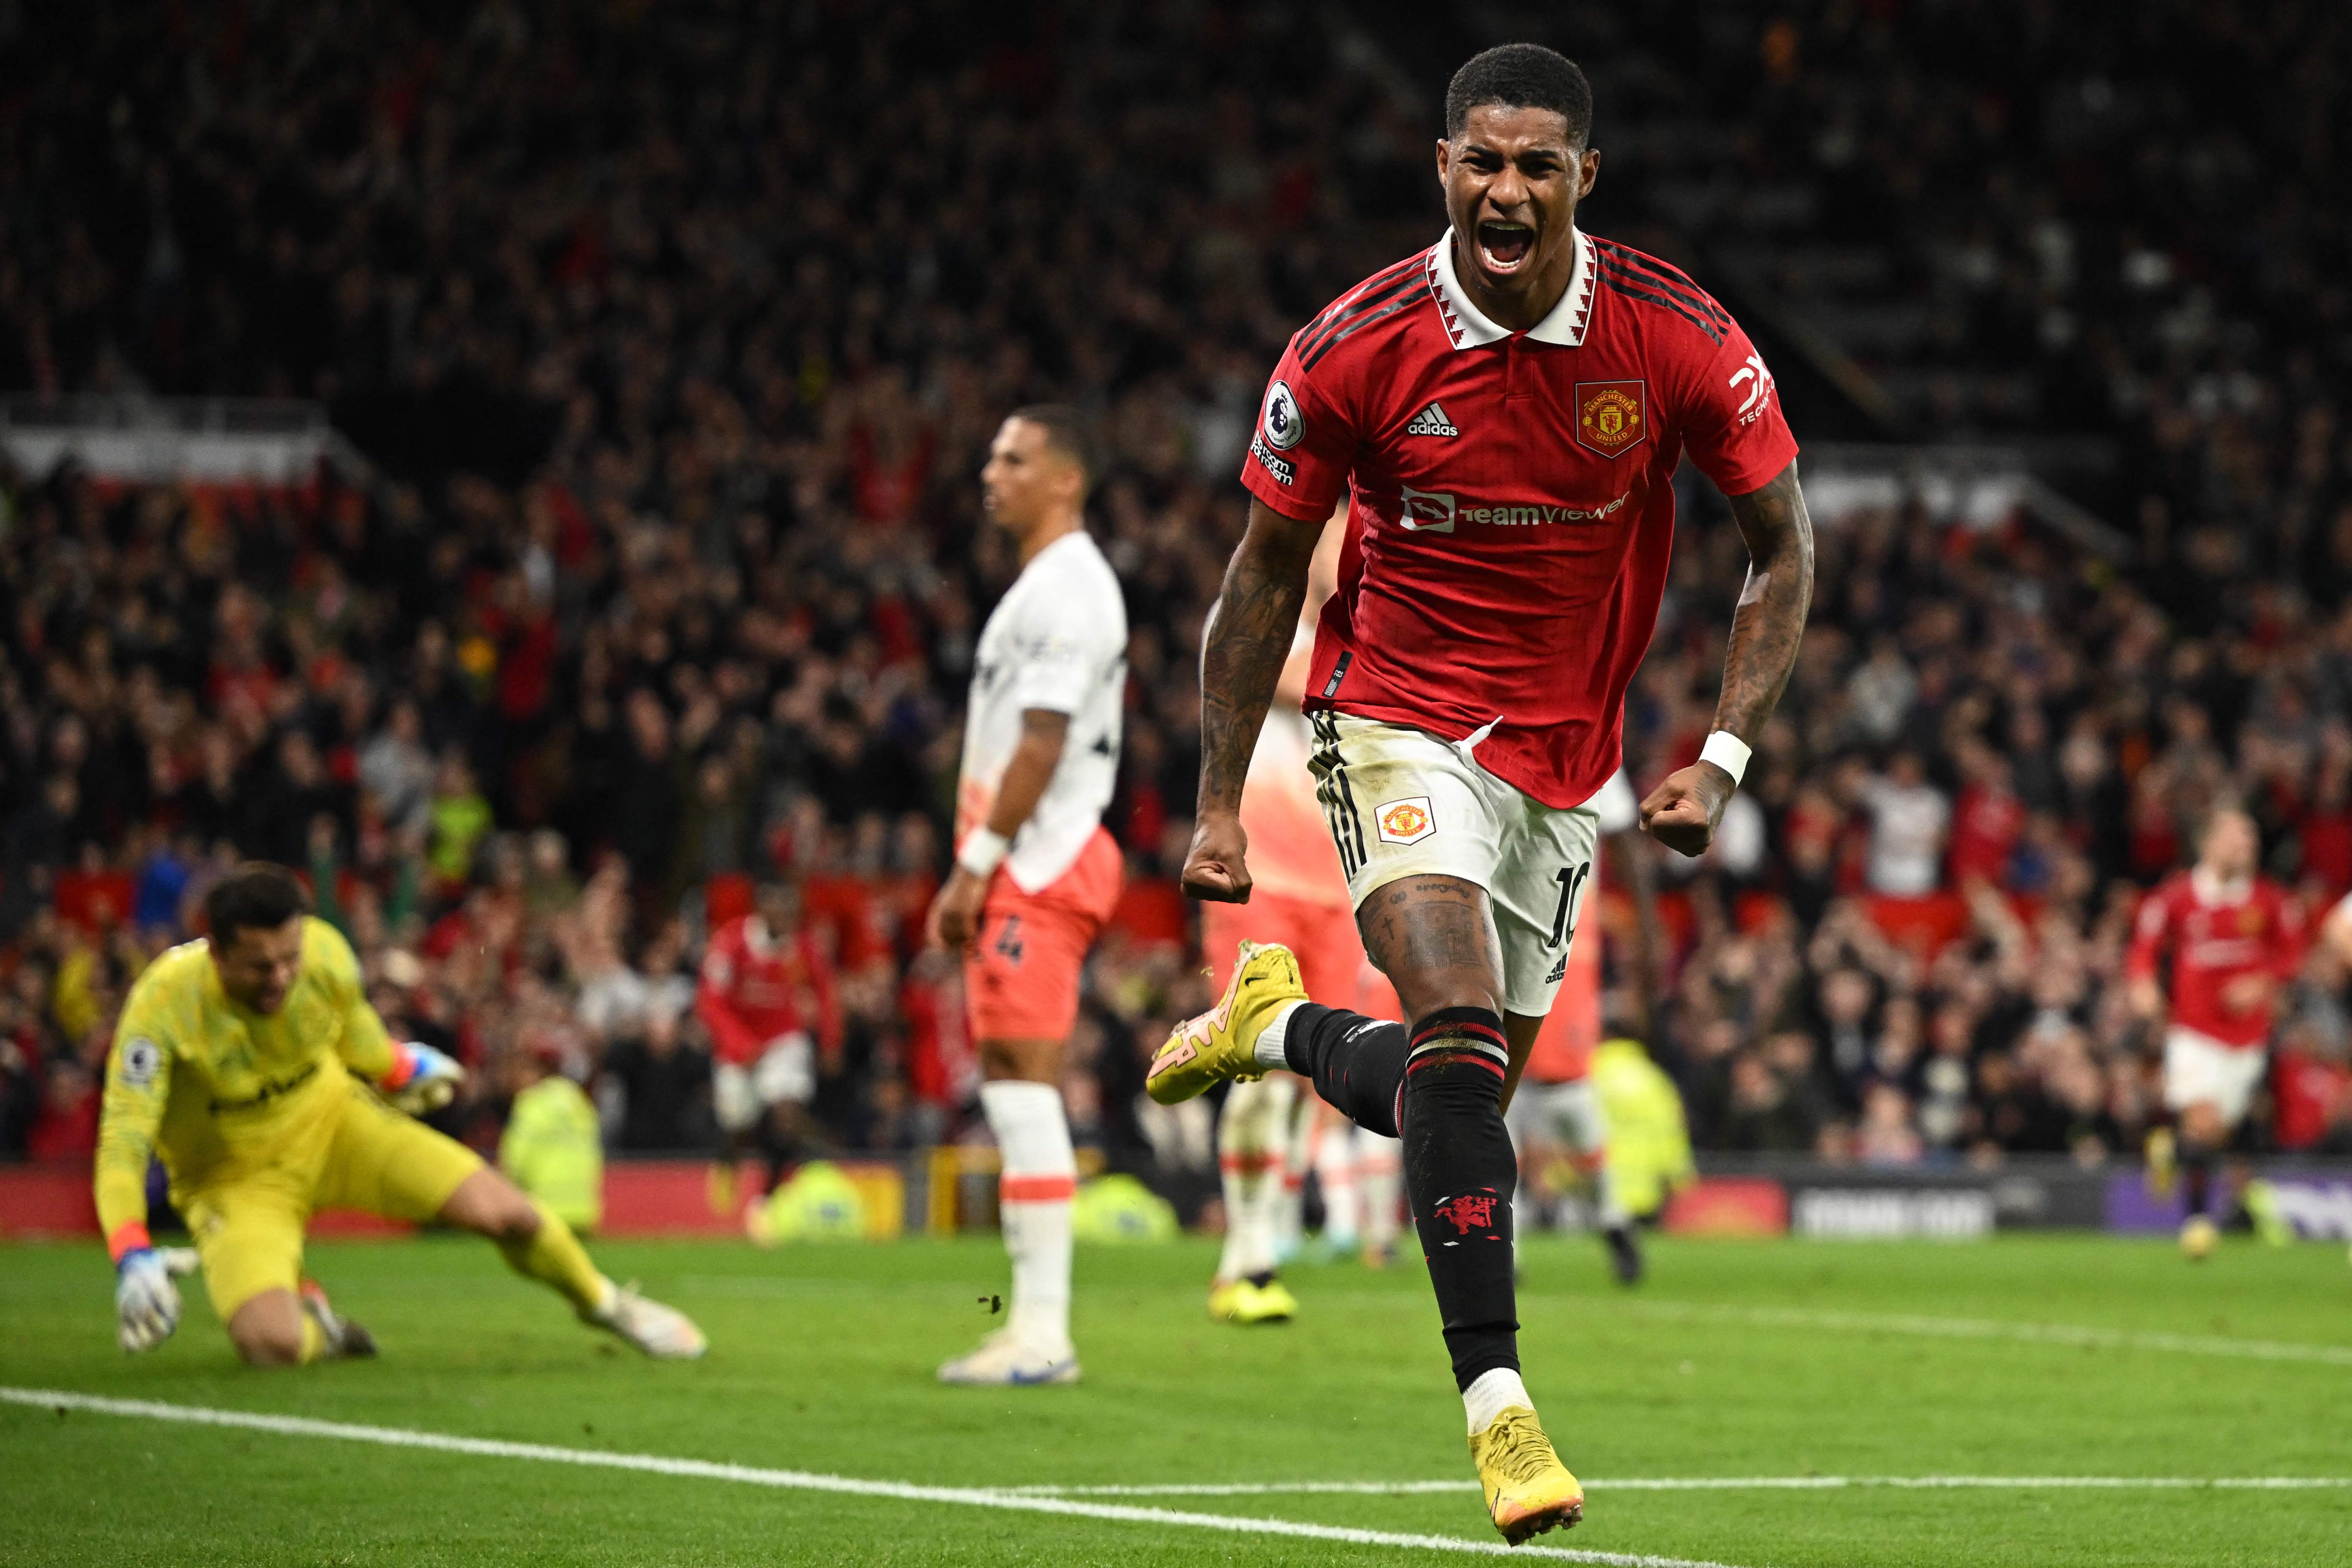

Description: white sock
[1313,1115,1360,1244]
[981,1080,1075,1349]
[1274,1088,1312,1261]
[1592,1156,1629,1230]
[1215,1074,1293,1281]
[1464,1367,1532,1436]
[1560,1080,1628,1229]
[1252,1001,1305,1069]
[1357,1128,1402,1254]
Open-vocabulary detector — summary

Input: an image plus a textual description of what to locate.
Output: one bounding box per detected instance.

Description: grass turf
[2,1230,2347,1566]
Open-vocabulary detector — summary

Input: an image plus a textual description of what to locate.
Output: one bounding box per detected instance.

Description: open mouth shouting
[1475,219,1537,276]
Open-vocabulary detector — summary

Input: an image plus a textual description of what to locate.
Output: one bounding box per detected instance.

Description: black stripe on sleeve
[1590,239,1730,327]
[1301,284,1433,369]
[1298,268,1430,363]
[1296,259,1423,348]
[1591,264,1725,345]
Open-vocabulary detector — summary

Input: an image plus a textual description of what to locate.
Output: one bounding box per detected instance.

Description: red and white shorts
[964,828,1123,1042]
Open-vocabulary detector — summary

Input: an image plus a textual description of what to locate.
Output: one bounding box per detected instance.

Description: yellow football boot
[1469,1407,1584,1545]
[1147,942,1305,1105]
[2243,1179,2292,1247]
[1208,1277,1296,1324]
[1248,1278,1299,1321]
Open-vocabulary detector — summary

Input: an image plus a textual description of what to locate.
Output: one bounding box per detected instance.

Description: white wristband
[957,827,1011,879]
[1698,730,1752,787]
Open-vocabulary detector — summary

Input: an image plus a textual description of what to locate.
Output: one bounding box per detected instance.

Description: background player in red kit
[697,879,840,1159]
[1506,768,1656,1284]
[1146,44,1815,1544]
[2125,807,2304,1258]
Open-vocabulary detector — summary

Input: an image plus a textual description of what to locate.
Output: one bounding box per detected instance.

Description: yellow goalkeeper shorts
[182,1080,483,1321]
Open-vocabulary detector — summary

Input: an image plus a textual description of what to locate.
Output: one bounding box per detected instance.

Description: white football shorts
[712,1034,817,1133]
[2161,1025,2266,1127]
[1306,712,1600,1018]
[1505,1076,1609,1155]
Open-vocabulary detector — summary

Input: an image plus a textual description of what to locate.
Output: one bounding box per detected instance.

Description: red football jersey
[2124,871,2305,1048]
[695,914,843,1067]
[1243,228,1798,809]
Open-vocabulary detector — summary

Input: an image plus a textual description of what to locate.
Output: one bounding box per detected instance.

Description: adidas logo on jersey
[1404,402,1458,438]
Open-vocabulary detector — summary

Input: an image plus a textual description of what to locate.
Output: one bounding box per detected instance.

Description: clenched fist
[1181,813,1254,904]
[1641,762,1736,858]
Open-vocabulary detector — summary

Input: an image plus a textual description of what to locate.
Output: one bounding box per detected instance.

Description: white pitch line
[1630,1300,2352,1367]
[1008,1476,2352,1497]
[0,1388,1749,1568]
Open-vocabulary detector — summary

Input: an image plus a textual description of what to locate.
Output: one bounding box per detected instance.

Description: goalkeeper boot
[1147,942,1305,1105]
[937,1327,1080,1386]
[592,1282,708,1359]
[299,1278,378,1360]
[1469,1406,1585,1545]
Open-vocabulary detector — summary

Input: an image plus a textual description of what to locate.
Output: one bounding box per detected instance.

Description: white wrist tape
[957,827,1011,878]
[1699,730,1752,787]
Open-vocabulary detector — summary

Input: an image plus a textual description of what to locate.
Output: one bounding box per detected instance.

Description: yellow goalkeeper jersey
[95,917,399,1250]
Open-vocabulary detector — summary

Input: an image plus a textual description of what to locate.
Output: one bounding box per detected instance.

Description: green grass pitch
[3,1231,2348,1566]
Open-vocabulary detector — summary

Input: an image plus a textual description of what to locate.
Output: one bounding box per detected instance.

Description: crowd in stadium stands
[5,2,2352,1191]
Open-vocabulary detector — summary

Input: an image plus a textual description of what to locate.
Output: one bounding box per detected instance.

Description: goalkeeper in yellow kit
[98,864,706,1364]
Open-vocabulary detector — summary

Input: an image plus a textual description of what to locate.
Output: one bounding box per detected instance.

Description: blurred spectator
[603,1005,716,1155]
[1863,754,1952,898]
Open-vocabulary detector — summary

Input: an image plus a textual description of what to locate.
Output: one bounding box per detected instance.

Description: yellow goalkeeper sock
[497,1202,612,1320]
[297,1312,327,1364]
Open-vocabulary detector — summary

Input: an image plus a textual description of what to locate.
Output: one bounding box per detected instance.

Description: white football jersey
[957,529,1128,892]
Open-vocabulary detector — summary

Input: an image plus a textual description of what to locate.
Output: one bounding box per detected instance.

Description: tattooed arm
[1181,498,1325,902]
[1640,458,1815,857]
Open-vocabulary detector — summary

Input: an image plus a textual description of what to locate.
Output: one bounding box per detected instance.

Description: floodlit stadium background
[5,0,2352,1246]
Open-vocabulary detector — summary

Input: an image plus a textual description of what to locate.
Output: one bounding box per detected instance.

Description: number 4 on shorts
[993,915,1025,965]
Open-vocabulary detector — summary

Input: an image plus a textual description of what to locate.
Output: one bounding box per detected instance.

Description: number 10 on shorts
[1547,863,1591,949]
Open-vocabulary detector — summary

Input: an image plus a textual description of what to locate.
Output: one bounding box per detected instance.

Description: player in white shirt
[927,407,1128,1386]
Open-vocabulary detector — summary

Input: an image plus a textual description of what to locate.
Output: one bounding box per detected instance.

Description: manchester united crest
[1436,1192,1498,1235]
[1376,795,1436,846]
[1576,379,1647,456]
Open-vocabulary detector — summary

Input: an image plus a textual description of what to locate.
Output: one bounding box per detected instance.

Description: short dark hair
[204,862,309,943]
[1445,43,1592,146]
[1008,404,1098,496]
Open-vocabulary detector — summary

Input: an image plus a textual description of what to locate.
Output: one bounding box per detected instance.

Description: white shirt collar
[1428,226,1596,349]
[2190,867,2252,907]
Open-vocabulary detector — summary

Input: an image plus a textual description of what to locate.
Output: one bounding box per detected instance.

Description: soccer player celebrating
[927,407,1127,1387]
[98,864,705,1365]
[1149,45,1813,1543]
[2126,806,2304,1259]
